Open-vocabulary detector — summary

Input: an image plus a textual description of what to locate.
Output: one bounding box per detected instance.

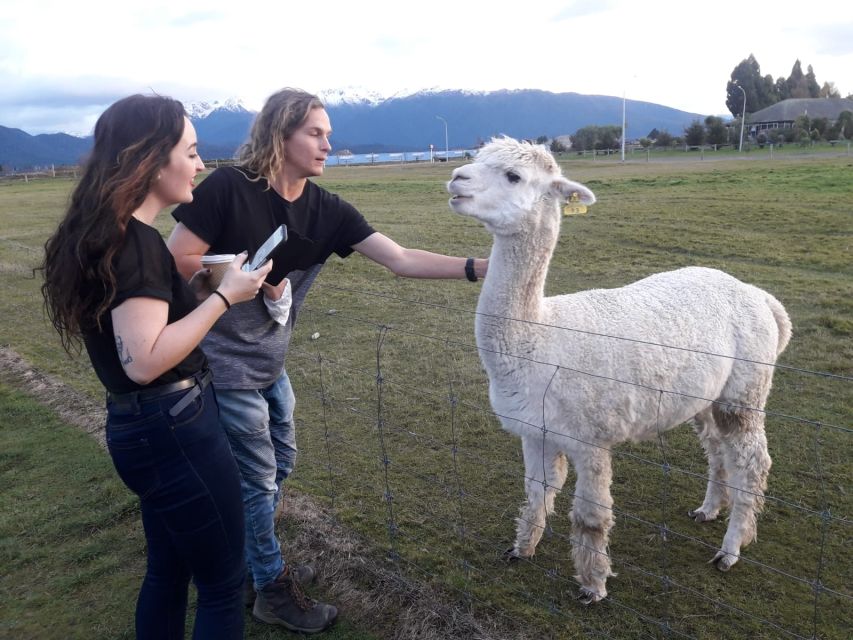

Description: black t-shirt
[83,217,207,394]
[173,166,375,285]
[171,166,376,389]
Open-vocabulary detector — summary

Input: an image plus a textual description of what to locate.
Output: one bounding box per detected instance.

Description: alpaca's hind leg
[569,447,616,604]
[689,407,730,523]
[508,436,568,559]
[710,406,772,572]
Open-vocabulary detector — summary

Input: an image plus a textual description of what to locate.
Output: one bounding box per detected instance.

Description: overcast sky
[2,0,850,136]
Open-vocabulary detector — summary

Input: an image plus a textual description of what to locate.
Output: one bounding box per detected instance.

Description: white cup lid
[200,254,236,264]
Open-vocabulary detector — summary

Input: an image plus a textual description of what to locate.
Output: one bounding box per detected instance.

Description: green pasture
[1,153,851,639]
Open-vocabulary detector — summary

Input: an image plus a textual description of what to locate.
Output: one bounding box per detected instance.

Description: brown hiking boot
[245,564,316,608]
[252,567,337,633]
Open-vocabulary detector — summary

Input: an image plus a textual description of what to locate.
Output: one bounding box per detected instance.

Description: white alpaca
[447,137,791,603]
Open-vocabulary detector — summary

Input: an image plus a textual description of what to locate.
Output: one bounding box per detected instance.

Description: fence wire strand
[284,288,850,639]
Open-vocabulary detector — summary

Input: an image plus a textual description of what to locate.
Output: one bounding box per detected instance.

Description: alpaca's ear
[552,178,596,205]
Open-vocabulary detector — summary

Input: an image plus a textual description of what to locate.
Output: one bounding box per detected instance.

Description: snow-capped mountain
[4,89,706,167]
[185,97,249,119]
[316,86,494,106]
[316,86,438,106]
[316,86,392,106]
[185,98,255,159]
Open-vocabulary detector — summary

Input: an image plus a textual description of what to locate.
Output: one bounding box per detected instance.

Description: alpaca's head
[446,136,595,235]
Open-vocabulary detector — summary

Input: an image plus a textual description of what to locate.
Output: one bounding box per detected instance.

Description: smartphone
[243,224,288,272]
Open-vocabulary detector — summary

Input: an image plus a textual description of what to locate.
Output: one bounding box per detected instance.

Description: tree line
[559,55,850,152]
[560,119,737,152]
[725,54,848,118]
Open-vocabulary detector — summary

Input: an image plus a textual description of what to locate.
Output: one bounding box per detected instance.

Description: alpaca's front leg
[569,447,616,604]
[508,436,568,559]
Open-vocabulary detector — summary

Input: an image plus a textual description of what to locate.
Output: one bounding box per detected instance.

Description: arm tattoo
[115,335,133,366]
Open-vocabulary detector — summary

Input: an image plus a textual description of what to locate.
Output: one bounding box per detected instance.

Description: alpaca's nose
[450,171,469,182]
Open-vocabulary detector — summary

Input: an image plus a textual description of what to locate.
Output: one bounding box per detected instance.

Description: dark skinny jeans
[106,381,245,639]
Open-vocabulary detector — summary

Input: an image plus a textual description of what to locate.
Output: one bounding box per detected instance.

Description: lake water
[325,148,477,166]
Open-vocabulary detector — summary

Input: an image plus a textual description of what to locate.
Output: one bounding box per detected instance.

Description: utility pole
[436,116,448,163]
[621,91,626,162]
[736,84,746,152]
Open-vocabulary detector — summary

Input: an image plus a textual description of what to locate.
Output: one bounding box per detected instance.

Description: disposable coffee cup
[200,254,236,290]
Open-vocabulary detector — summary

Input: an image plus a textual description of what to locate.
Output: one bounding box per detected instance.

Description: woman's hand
[112,256,271,385]
[187,268,213,301]
[216,253,273,305]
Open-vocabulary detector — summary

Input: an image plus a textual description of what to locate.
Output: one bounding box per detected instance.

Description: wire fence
[281,281,850,639]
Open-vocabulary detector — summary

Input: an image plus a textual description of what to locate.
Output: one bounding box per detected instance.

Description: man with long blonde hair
[168,87,486,633]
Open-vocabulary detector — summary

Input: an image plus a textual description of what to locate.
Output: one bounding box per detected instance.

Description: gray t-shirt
[172,167,375,389]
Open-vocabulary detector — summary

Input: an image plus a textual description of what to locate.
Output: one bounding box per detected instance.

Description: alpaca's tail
[766,293,792,357]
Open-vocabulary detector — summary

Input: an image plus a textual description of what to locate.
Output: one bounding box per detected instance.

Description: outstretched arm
[352,232,487,280]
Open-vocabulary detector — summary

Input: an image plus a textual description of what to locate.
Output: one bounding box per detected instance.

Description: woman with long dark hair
[41,94,272,639]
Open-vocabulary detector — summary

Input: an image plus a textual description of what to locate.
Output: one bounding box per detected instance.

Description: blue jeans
[215,371,298,590]
[106,382,245,640]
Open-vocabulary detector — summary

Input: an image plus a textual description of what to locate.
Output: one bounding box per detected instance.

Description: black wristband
[212,290,231,310]
[465,257,478,282]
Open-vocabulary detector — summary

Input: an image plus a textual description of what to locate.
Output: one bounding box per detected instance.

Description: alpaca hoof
[578,586,605,605]
[710,549,738,572]
[502,547,520,563]
[688,509,712,523]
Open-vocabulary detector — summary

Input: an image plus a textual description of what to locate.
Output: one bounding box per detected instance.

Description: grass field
[1,151,851,639]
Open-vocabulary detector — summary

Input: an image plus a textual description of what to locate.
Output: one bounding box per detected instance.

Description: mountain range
[1,89,707,169]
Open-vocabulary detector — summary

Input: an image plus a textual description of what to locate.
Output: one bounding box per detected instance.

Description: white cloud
[810,23,853,57]
[553,0,616,21]
[1,0,850,134]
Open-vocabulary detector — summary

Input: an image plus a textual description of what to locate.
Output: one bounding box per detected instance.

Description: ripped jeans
[214,371,297,590]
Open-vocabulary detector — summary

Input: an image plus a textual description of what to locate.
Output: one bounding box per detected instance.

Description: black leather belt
[107,369,212,416]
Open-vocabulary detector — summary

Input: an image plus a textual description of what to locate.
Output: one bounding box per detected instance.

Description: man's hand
[262,278,292,326]
[262,278,288,301]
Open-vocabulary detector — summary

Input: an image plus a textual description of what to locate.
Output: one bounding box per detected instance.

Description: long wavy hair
[41,94,186,353]
[238,87,324,181]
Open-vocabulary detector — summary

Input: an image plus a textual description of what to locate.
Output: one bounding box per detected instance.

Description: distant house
[747,98,853,135]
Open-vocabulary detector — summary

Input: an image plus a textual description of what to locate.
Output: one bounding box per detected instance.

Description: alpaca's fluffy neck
[477,202,560,326]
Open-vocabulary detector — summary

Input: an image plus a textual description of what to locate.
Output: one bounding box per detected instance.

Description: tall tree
[820,81,840,98]
[570,125,621,151]
[726,54,778,117]
[684,121,706,146]
[805,65,821,98]
[832,111,853,139]
[775,76,789,101]
[571,126,598,152]
[654,130,674,147]
[705,116,727,146]
[762,74,779,104]
[786,60,810,98]
[597,126,621,150]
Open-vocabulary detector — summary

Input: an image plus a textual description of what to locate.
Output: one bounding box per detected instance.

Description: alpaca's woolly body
[478,265,788,447]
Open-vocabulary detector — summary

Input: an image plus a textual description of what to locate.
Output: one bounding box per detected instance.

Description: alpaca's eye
[506,171,521,184]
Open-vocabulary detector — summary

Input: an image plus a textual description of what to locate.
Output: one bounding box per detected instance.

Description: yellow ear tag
[562,191,588,216]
